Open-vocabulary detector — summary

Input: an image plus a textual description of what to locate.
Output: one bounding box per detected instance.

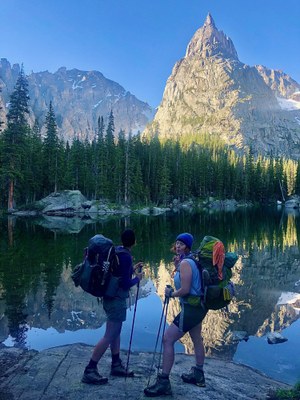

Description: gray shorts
[103,297,127,322]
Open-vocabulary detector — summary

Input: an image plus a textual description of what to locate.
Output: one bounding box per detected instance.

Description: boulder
[36,190,87,215]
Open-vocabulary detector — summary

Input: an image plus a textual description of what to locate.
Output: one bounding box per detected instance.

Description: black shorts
[173,302,208,333]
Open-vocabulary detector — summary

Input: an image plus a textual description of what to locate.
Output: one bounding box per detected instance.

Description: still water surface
[0,207,300,385]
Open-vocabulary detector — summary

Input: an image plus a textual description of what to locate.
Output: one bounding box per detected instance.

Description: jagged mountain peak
[185,14,238,60]
[204,13,216,28]
[144,15,300,159]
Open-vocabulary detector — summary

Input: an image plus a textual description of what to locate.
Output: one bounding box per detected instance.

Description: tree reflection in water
[0,207,300,383]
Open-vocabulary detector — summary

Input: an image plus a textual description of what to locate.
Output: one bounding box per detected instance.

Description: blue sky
[1,0,300,107]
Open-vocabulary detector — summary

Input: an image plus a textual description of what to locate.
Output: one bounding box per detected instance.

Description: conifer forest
[1,69,300,211]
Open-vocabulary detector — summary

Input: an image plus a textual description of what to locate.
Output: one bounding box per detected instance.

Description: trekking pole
[156,287,171,377]
[125,265,142,380]
[146,294,169,387]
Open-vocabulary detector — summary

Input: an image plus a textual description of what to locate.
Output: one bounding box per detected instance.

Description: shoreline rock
[0,344,290,400]
[8,190,256,218]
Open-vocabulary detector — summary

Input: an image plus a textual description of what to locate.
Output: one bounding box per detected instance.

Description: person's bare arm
[172,260,192,297]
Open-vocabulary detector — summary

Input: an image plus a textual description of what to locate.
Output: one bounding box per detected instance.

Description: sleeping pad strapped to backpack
[71,234,120,298]
[196,235,238,310]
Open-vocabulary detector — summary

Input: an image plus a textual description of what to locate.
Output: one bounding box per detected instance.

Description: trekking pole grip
[165,285,174,301]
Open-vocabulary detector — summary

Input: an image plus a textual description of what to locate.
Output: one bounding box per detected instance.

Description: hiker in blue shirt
[144,232,208,397]
[82,229,143,385]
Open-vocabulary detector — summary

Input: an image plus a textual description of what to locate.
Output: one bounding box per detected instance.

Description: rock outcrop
[0,344,290,400]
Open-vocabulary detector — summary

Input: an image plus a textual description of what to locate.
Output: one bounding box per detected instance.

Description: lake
[0,206,300,385]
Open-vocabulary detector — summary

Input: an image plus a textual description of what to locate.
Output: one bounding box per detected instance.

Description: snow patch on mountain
[276,96,300,111]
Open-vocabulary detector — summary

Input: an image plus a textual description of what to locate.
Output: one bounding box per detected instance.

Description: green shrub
[267,382,300,400]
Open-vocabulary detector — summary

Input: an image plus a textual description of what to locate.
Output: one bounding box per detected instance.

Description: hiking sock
[86,359,98,370]
[111,353,121,365]
[195,364,204,371]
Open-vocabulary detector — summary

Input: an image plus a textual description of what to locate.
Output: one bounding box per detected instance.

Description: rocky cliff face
[255,65,300,98]
[0,59,155,142]
[144,14,300,158]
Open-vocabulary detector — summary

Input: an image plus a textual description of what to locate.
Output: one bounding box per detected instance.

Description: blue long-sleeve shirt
[114,246,139,290]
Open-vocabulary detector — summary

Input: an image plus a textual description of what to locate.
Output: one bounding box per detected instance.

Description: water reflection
[0,207,300,384]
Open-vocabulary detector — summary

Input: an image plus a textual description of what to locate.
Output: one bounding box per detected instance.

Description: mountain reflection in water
[0,207,299,385]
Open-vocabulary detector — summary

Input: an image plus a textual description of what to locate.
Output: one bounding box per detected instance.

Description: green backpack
[196,235,238,310]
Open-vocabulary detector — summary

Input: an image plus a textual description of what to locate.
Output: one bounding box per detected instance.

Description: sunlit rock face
[143,14,300,159]
[0,59,155,142]
[255,65,300,99]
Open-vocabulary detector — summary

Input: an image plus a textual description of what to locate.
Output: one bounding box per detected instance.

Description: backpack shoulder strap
[113,246,131,275]
[183,254,206,297]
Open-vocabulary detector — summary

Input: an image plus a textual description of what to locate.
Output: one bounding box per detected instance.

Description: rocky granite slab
[0,344,290,400]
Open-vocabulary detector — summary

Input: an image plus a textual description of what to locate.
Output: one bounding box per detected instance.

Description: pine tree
[106,110,115,147]
[242,148,255,201]
[82,137,94,198]
[97,116,105,142]
[130,159,145,204]
[123,131,130,204]
[0,87,4,131]
[69,137,82,189]
[104,110,116,199]
[89,116,106,199]
[284,159,297,196]
[295,160,300,195]
[1,66,30,210]
[43,101,60,193]
[145,132,162,203]
[23,120,44,203]
[275,158,287,202]
[158,159,172,206]
[114,129,126,203]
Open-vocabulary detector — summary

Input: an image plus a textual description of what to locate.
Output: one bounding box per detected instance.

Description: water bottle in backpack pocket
[204,281,235,310]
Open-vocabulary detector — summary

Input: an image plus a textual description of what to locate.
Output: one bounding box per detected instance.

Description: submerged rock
[267,332,288,345]
[230,330,250,342]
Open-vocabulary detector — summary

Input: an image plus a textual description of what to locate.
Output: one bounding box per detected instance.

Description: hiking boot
[144,374,172,397]
[81,367,108,385]
[181,367,206,387]
[111,360,134,377]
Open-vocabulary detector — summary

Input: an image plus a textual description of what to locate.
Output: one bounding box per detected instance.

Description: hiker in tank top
[144,232,208,397]
[82,229,143,385]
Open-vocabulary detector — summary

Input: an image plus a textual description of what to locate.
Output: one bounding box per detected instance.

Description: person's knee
[101,335,112,345]
[105,321,122,338]
[163,332,177,348]
[192,335,203,347]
